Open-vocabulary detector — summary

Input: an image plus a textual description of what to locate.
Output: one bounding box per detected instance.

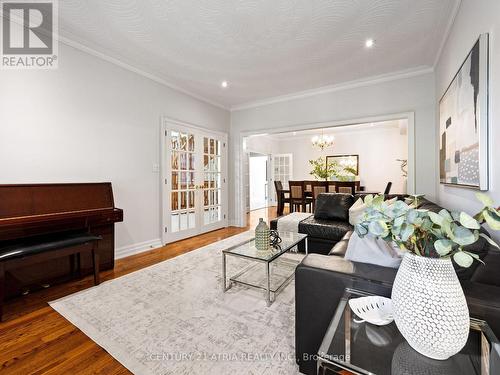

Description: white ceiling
[59,0,458,109]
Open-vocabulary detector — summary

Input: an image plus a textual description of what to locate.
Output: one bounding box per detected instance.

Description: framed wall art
[439,33,489,190]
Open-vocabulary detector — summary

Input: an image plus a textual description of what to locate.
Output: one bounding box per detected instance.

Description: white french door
[271,154,293,204]
[161,119,228,244]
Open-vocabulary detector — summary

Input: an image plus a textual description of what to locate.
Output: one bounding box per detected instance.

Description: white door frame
[160,116,228,244]
[235,111,416,227]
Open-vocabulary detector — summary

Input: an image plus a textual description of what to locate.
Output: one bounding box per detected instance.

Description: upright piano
[0,183,123,298]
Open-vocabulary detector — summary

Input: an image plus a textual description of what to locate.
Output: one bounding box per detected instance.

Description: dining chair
[304,180,314,193]
[274,180,290,216]
[288,181,312,213]
[383,182,393,195]
[327,181,337,193]
[334,181,359,195]
[310,181,327,211]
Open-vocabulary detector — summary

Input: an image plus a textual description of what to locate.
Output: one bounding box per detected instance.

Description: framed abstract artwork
[439,33,489,190]
[326,154,359,175]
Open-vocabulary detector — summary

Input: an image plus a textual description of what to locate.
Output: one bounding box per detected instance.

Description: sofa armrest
[462,281,500,338]
[295,255,397,375]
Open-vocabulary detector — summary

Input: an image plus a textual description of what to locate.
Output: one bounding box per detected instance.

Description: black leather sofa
[270,193,405,254]
[272,193,500,375]
[270,193,355,254]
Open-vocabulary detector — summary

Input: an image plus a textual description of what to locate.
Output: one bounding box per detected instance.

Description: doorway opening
[249,152,269,211]
[238,112,414,227]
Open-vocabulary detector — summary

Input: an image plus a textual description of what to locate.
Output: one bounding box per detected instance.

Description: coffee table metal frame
[222,232,308,306]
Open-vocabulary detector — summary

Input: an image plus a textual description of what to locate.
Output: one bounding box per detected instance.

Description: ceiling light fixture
[311,131,334,151]
[365,39,375,48]
[221,80,229,88]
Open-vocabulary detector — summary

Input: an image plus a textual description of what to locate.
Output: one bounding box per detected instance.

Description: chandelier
[311,131,334,150]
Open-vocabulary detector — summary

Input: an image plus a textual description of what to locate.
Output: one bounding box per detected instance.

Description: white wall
[0,43,230,256]
[276,125,408,194]
[230,72,437,224]
[244,135,279,155]
[435,0,500,240]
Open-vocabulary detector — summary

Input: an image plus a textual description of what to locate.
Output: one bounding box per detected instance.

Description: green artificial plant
[309,157,337,180]
[354,193,500,268]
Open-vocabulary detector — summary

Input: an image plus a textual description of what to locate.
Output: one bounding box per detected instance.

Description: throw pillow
[314,193,354,221]
[348,198,365,225]
[344,231,404,268]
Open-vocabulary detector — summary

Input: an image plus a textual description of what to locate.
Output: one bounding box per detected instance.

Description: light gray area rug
[50,231,303,375]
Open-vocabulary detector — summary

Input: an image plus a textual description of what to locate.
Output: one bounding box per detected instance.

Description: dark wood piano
[0,183,123,299]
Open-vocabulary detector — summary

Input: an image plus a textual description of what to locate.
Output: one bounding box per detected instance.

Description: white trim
[230,67,433,111]
[234,112,416,228]
[432,0,462,67]
[58,36,228,110]
[115,238,162,259]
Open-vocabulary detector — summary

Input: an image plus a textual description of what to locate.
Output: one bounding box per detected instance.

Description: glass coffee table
[317,288,499,375]
[222,231,308,306]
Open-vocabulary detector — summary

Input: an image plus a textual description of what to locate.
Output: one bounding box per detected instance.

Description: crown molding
[433,0,462,67]
[230,66,434,111]
[57,35,229,111]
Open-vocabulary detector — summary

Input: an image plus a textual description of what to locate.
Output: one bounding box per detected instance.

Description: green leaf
[441,220,454,238]
[372,195,385,208]
[464,251,485,265]
[421,217,433,231]
[474,211,485,223]
[484,209,500,230]
[393,215,405,228]
[364,194,374,205]
[476,192,494,207]
[439,209,453,221]
[479,233,500,249]
[400,223,415,242]
[453,251,474,268]
[428,211,444,226]
[406,209,418,224]
[355,224,368,237]
[451,226,476,246]
[434,239,453,256]
[368,220,389,237]
[459,212,480,229]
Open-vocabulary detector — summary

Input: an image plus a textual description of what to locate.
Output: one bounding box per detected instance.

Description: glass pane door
[162,122,227,244]
[202,135,223,229]
[169,130,197,237]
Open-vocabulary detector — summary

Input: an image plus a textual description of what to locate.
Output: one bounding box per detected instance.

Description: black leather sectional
[272,193,500,375]
[270,193,404,254]
[270,193,355,254]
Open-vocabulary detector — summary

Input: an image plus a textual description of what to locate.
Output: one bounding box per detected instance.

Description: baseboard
[229,219,245,227]
[115,238,163,260]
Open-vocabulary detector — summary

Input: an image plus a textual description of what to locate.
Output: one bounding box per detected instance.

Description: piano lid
[0,183,116,219]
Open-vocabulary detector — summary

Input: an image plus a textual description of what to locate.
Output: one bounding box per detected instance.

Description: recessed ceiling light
[221,81,229,88]
[365,39,375,48]
[293,131,297,136]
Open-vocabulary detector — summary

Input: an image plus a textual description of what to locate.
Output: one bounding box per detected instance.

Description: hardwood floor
[0,207,281,374]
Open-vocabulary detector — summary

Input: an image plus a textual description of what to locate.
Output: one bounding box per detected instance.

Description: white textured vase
[391,253,470,360]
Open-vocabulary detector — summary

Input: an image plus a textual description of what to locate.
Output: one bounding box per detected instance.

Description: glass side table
[317,288,499,375]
